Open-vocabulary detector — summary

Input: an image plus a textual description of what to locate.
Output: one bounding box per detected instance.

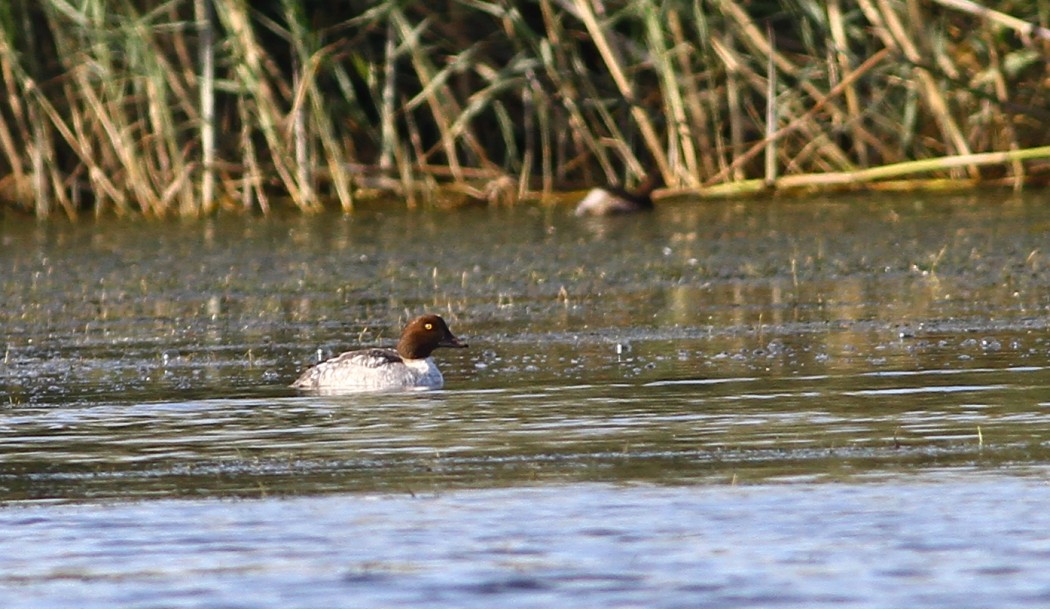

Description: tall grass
[0,0,1047,217]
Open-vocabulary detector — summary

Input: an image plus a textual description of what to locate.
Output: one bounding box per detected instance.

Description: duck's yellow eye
[424,323,433,330]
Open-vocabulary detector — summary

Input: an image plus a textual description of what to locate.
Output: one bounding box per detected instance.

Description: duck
[574,173,661,216]
[292,314,467,393]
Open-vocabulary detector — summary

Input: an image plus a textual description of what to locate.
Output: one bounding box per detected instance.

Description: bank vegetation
[0,0,1048,217]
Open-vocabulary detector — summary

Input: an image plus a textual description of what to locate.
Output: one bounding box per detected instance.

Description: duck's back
[292,348,443,392]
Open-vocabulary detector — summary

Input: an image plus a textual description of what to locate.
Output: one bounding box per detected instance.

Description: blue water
[2,476,1048,608]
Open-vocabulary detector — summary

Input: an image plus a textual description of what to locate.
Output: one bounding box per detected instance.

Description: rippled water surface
[3,477,1050,609]
[2,193,1050,606]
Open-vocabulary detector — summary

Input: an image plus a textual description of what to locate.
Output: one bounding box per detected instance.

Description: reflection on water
[2,193,1050,606]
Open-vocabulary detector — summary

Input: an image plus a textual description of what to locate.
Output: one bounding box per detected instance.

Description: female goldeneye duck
[292,314,467,393]
[574,173,661,216]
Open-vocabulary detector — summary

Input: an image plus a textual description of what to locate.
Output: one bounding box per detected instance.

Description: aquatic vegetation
[0,1,1047,217]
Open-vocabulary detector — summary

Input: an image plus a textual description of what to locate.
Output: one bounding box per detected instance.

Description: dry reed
[0,0,1046,217]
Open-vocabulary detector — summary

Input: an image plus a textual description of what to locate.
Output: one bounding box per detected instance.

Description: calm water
[2,192,1050,606]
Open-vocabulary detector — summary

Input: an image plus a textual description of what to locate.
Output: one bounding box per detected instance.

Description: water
[2,192,1050,606]
[2,478,1049,608]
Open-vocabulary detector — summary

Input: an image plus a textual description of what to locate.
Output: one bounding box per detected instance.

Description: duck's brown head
[397,314,467,359]
[634,172,664,198]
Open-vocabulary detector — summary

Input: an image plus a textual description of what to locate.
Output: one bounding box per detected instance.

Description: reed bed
[0,0,1047,217]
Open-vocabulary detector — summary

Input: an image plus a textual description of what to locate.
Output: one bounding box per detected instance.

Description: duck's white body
[574,188,646,216]
[292,348,443,393]
[574,174,660,217]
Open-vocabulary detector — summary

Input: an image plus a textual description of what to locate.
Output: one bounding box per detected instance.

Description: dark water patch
[2,358,1049,500]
